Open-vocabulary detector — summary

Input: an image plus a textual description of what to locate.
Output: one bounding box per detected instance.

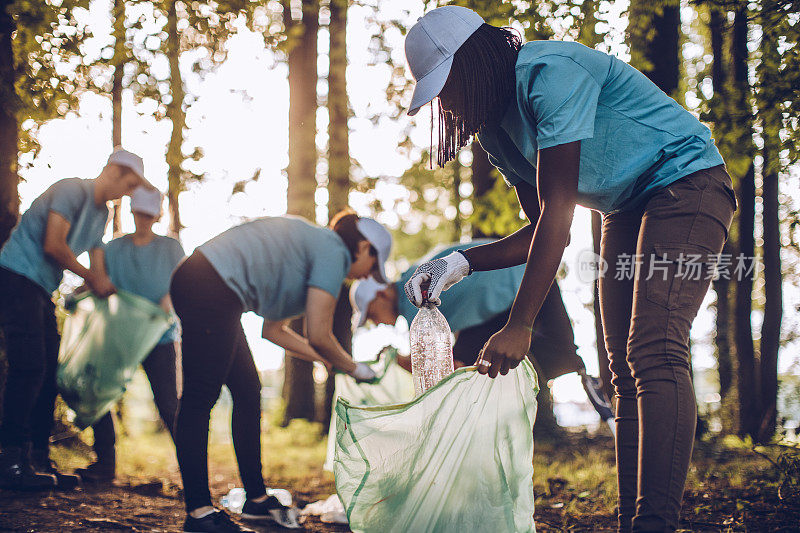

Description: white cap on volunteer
[107,147,147,184]
[350,277,387,328]
[355,217,392,283]
[131,186,163,218]
[405,6,485,116]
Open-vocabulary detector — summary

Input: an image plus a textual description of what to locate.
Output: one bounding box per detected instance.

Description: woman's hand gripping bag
[334,359,539,533]
[57,290,172,428]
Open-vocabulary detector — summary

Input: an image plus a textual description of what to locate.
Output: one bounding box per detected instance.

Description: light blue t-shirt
[0,178,110,294]
[477,41,725,214]
[397,240,525,332]
[199,216,352,321]
[104,235,185,344]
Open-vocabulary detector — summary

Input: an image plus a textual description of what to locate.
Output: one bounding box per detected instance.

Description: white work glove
[404,251,471,308]
[351,362,377,383]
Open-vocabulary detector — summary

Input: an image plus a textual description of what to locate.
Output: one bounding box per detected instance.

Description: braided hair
[436,24,522,167]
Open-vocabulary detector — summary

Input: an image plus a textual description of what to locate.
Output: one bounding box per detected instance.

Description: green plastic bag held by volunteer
[334,359,539,533]
[324,347,415,471]
[57,290,172,429]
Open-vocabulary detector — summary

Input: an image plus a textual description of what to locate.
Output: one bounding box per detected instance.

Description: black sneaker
[31,449,81,490]
[75,460,116,483]
[0,447,57,491]
[241,496,301,529]
[183,510,255,533]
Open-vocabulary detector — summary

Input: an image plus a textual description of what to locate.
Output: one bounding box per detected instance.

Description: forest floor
[1,404,798,532]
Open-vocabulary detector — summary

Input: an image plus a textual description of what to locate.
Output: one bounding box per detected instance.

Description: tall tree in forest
[163,0,186,236]
[282,0,319,424]
[729,2,759,440]
[110,0,126,235]
[627,0,680,96]
[324,0,352,430]
[705,0,737,432]
[574,0,613,401]
[0,0,89,247]
[756,2,783,442]
[327,0,349,218]
[130,0,252,236]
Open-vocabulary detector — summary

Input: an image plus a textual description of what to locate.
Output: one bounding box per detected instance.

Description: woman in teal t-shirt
[169,211,391,532]
[402,7,737,533]
[77,187,185,483]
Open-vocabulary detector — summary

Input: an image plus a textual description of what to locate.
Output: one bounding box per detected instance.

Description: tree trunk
[322,0,351,432]
[285,0,318,222]
[323,288,352,430]
[327,0,348,218]
[708,2,737,431]
[0,0,19,248]
[627,0,680,96]
[282,318,316,426]
[757,7,782,443]
[470,141,495,239]
[165,0,185,237]
[111,0,125,236]
[592,211,613,401]
[282,0,319,424]
[730,4,758,440]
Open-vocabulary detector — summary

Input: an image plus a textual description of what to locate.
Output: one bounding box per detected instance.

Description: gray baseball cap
[356,217,392,283]
[350,277,387,328]
[131,186,163,218]
[405,6,485,116]
[107,147,152,187]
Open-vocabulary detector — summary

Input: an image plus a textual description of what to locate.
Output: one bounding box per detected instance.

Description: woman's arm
[261,318,329,368]
[478,141,580,378]
[304,287,358,374]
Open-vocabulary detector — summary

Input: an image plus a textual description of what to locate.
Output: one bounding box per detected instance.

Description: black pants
[170,251,266,512]
[452,282,584,381]
[0,267,60,452]
[92,342,180,460]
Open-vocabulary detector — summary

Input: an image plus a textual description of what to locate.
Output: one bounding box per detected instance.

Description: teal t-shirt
[477,41,725,214]
[198,216,352,321]
[104,234,185,344]
[0,178,110,294]
[396,240,525,332]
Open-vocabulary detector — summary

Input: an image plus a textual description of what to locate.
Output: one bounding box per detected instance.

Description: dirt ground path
[0,478,350,533]
[1,432,798,532]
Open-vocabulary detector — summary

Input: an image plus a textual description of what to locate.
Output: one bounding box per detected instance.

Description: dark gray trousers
[599,165,736,532]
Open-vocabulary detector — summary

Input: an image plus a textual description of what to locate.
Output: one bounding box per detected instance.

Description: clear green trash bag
[57,290,172,429]
[334,359,539,533]
[324,347,415,471]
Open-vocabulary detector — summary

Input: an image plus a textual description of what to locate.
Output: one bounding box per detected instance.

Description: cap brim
[408,55,453,116]
[373,247,389,283]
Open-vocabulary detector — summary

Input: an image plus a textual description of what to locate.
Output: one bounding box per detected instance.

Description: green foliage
[470,173,526,236]
[391,152,466,262]
[9,0,91,159]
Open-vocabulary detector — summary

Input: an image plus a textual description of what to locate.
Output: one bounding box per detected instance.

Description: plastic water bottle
[409,291,454,396]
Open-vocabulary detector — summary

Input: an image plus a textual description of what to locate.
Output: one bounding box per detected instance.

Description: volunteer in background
[350,240,613,424]
[0,148,148,490]
[76,187,185,482]
[170,211,391,533]
[402,7,737,532]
